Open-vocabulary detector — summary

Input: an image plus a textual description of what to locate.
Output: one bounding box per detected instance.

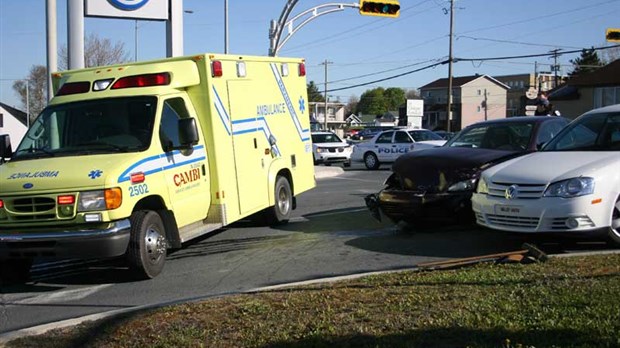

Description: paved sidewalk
[314,165,344,179]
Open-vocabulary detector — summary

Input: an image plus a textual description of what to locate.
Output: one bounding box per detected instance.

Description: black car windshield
[543,112,620,151]
[312,133,343,143]
[13,97,156,161]
[445,122,534,150]
[408,130,443,141]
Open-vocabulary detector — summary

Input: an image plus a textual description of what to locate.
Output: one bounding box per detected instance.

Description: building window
[477,90,481,96]
[0,113,3,127]
[594,86,620,108]
[477,106,481,112]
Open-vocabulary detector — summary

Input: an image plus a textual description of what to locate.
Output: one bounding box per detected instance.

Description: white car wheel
[609,195,620,245]
[364,152,380,170]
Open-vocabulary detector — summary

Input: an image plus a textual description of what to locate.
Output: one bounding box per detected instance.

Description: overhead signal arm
[268,1,400,56]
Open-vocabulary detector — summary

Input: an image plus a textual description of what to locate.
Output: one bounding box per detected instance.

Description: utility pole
[446,0,455,132]
[224,0,229,53]
[549,49,561,89]
[320,60,333,131]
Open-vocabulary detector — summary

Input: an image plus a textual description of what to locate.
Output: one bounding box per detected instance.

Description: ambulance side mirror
[0,134,12,162]
[178,118,199,149]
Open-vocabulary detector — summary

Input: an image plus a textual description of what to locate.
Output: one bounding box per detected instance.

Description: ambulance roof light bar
[111,72,171,90]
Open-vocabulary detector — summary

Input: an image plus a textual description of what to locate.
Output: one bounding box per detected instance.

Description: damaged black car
[366,116,569,227]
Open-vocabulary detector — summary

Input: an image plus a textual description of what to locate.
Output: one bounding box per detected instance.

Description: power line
[319,44,620,93]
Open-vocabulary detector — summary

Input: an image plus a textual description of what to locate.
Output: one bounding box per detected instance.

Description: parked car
[365,116,569,226]
[351,128,446,169]
[433,130,456,140]
[472,105,620,244]
[311,131,352,167]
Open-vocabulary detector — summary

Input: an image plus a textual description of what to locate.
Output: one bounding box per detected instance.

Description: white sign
[85,0,169,20]
[406,99,424,117]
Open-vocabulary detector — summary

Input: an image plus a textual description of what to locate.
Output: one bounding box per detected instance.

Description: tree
[406,89,421,99]
[306,81,325,102]
[601,45,620,64]
[568,48,604,77]
[384,87,406,111]
[344,95,359,116]
[59,32,130,70]
[12,65,48,123]
[357,87,386,116]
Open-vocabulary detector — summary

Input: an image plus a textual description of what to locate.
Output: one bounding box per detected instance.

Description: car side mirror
[178,118,199,149]
[0,134,12,162]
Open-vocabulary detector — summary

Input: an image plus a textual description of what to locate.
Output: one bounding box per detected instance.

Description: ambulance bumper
[0,219,131,259]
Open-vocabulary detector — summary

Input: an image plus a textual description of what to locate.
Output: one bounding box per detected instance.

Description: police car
[351,128,446,169]
[311,131,352,167]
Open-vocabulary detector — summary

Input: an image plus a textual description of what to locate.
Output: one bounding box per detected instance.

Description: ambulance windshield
[13,97,157,160]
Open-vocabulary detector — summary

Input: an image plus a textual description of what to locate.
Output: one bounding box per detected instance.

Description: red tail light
[111,72,171,89]
[298,63,306,77]
[0,199,4,209]
[57,195,76,205]
[212,60,223,77]
[57,82,91,96]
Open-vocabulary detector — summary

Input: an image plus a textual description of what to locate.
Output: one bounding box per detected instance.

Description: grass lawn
[6,253,620,348]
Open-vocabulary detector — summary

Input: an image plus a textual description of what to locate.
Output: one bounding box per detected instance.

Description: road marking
[11,284,113,305]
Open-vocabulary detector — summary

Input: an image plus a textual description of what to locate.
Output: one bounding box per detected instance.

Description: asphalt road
[0,165,615,334]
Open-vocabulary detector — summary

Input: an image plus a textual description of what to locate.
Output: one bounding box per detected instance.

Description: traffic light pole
[269,2,360,56]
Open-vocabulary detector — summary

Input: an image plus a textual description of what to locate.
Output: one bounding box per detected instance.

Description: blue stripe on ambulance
[212,86,232,135]
[269,63,310,142]
[118,145,207,183]
[212,87,282,157]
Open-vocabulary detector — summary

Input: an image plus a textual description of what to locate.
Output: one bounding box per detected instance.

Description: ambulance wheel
[126,211,167,279]
[364,152,380,170]
[265,176,292,225]
[607,195,620,246]
[0,258,32,285]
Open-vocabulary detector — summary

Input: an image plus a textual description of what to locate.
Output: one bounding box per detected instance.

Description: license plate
[494,205,522,215]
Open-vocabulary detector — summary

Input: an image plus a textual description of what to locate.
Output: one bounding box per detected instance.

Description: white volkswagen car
[311,131,352,167]
[472,104,620,244]
[351,128,446,169]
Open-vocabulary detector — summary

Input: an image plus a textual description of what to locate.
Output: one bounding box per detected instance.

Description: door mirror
[178,118,199,148]
[0,134,12,162]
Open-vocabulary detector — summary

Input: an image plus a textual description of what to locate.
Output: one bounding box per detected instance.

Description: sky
[1,0,619,111]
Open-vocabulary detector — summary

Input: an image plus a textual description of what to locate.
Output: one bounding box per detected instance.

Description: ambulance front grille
[7,197,57,221]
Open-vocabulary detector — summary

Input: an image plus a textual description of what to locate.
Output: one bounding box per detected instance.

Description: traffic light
[606,28,620,42]
[359,0,400,18]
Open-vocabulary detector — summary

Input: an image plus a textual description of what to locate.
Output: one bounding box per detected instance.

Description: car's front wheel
[364,152,380,170]
[608,195,620,246]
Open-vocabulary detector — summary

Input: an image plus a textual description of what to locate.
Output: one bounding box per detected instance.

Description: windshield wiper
[13,148,55,158]
[72,142,131,152]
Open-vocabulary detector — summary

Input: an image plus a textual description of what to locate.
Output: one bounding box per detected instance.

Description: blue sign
[107,0,150,11]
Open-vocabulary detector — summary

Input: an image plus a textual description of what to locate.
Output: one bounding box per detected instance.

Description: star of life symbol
[299,96,306,114]
[89,170,103,179]
[505,184,519,200]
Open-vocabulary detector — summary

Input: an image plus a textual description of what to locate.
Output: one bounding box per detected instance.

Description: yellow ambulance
[0,53,315,281]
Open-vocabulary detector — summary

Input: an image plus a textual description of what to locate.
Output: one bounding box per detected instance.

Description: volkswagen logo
[505,185,519,200]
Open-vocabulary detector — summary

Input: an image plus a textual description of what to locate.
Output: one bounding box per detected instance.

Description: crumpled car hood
[391,147,522,192]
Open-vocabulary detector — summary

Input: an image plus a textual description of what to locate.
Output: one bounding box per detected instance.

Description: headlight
[543,177,594,198]
[78,188,122,211]
[448,178,477,192]
[316,147,324,153]
[476,177,489,194]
